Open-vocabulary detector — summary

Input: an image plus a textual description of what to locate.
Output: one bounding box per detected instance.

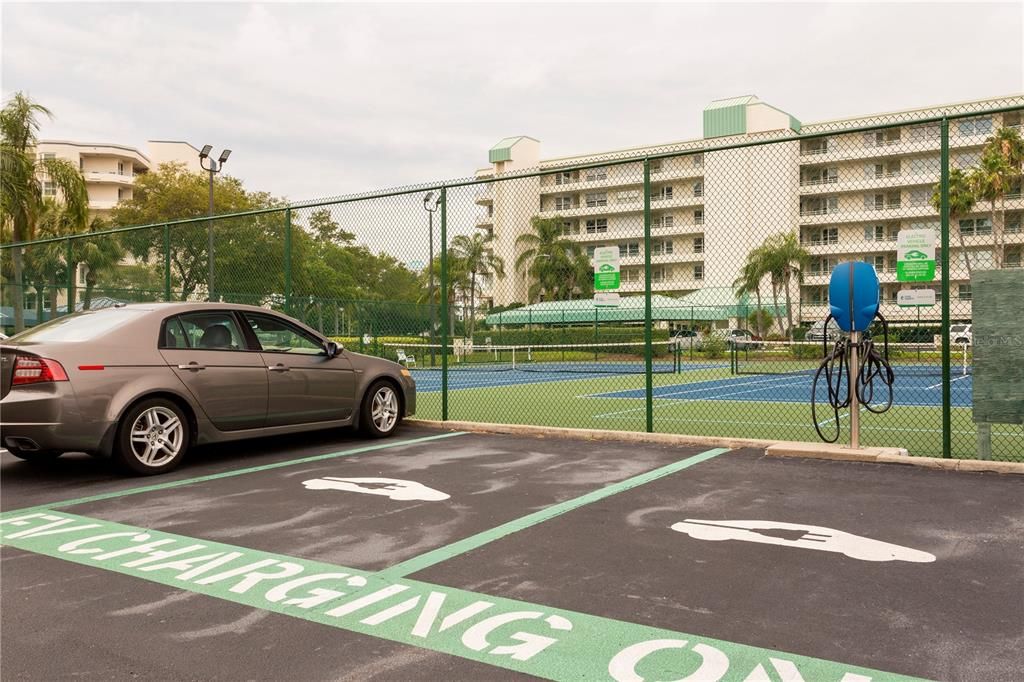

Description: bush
[702,335,727,359]
[792,326,809,342]
[471,326,669,347]
[791,342,825,359]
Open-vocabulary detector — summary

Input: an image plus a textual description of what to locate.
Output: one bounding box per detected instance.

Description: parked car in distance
[668,329,704,351]
[708,328,761,349]
[950,324,972,345]
[0,302,416,476]
[806,319,844,343]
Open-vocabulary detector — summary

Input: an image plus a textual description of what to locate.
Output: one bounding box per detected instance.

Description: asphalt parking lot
[2,425,1022,681]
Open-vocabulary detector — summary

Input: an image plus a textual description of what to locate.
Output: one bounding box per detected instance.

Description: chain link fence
[3,102,1023,460]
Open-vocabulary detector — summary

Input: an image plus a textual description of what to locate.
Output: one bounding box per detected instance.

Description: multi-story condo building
[473,95,1023,324]
[36,139,202,217]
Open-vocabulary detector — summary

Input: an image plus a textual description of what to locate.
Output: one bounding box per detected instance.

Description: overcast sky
[3,2,1023,204]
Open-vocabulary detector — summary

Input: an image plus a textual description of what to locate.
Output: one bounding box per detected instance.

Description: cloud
[3,0,1021,209]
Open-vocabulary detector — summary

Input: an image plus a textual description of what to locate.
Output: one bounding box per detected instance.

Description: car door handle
[268,364,290,372]
[177,363,206,371]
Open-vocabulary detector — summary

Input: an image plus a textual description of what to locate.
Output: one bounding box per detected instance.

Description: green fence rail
[3,101,1023,461]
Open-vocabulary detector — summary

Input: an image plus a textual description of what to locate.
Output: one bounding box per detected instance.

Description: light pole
[198,145,232,300]
[423,192,440,366]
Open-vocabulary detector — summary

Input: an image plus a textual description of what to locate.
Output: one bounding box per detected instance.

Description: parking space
[2,428,1022,681]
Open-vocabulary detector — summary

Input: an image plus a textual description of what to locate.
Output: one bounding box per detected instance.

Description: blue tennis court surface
[588,368,972,408]
[412,361,727,393]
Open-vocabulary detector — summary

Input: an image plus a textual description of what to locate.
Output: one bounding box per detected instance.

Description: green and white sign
[896,229,936,282]
[593,246,621,291]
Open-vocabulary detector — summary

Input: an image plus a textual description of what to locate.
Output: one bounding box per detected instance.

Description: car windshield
[9,309,146,343]
[951,325,968,332]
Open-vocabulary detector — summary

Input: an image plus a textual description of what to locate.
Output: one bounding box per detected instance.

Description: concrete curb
[406,419,1024,475]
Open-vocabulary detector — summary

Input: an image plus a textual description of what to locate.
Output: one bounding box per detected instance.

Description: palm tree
[515,216,589,302]
[1,92,88,331]
[931,168,977,278]
[733,246,768,337]
[74,217,125,309]
[450,232,505,339]
[970,149,1015,268]
[762,231,809,339]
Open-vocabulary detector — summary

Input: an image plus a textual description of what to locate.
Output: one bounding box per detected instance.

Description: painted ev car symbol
[670,519,935,563]
[302,477,450,501]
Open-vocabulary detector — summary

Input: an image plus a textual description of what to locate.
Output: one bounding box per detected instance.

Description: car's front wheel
[361,380,401,438]
[114,398,190,475]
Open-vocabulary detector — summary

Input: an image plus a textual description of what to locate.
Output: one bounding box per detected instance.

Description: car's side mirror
[324,341,341,358]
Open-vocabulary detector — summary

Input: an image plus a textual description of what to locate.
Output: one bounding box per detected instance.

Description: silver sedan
[0,302,415,475]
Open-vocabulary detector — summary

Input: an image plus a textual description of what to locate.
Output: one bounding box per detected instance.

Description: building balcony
[799,170,938,195]
[798,203,936,225]
[537,195,703,220]
[475,213,494,228]
[474,185,493,206]
[798,132,990,164]
[538,165,703,195]
[83,170,136,185]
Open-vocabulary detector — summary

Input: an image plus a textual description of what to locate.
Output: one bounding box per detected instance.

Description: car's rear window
[10,309,146,343]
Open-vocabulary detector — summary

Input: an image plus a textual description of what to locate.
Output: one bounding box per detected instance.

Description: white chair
[396,349,416,367]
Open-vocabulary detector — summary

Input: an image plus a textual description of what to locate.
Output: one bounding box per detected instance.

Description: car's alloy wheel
[361,381,400,437]
[115,398,190,475]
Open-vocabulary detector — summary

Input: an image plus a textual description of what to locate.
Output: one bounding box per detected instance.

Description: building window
[560,221,579,236]
[652,267,666,283]
[862,255,887,272]
[868,160,901,178]
[864,225,885,242]
[1007,213,1022,234]
[692,154,704,168]
[653,186,673,201]
[909,187,931,207]
[554,171,573,185]
[694,209,704,225]
[958,284,972,301]
[958,218,992,236]
[954,151,980,169]
[801,166,838,185]
[801,196,838,216]
[585,192,607,208]
[616,190,640,204]
[693,237,704,254]
[909,156,940,176]
[908,123,940,141]
[693,181,703,198]
[40,152,56,161]
[42,181,56,197]
[585,218,608,234]
[622,268,641,283]
[962,251,994,269]
[1005,249,1022,268]
[653,214,674,229]
[693,264,704,281]
[652,240,673,256]
[118,161,125,174]
[554,196,574,211]
[807,227,838,246]
[957,118,993,137]
[865,129,901,147]
[587,245,597,258]
[649,159,663,174]
[585,168,607,182]
[619,242,640,258]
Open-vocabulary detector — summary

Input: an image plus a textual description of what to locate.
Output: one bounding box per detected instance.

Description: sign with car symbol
[896,229,936,282]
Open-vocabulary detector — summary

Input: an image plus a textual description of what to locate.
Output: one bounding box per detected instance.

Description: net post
[940,118,952,458]
[65,237,75,316]
[284,206,292,315]
[163,224,172,301]
[643,157,654,432]
[440,186,449,421]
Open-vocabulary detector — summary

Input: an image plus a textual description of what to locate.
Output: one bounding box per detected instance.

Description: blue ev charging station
[812,262,896,445]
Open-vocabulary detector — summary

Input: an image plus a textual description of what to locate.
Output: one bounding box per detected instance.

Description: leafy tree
[111,162,286,300]
[931,168,977,278]
[970,149,1015,268]
[306,208,354,244]
[451,232,505,338]
[515,216,591,302]
[73,217,126,309]
[1,92,88,331]
[760,231,809,339]
[733,246,770,337]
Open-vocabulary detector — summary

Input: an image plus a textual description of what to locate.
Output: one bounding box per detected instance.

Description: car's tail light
[11,355,69,386]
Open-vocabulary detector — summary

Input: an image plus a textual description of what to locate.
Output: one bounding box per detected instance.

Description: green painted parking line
[6,431,467,515]
[379,447,730,579]
[0,510,922,682]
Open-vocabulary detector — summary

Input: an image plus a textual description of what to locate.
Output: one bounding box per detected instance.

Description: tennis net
[381,341,682,374]
[732,340,971,378]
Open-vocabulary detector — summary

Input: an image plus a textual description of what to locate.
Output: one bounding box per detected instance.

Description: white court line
[582,373,809,401]
[926,374,971,390]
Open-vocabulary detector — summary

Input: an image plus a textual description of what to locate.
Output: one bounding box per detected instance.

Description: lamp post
[198,145,232,300]
[423,192,440,366]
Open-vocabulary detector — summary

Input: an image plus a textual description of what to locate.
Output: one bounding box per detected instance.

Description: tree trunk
[771,281,782,336]
[783,269,795,340]
[953,212,972,280]
[991,199,1002,269]
[84,272,96,310]
[49,275,58,319]
[469,270,477,340]
[35,282,44,326]
[11,246,25,332]
[754,288,763,338]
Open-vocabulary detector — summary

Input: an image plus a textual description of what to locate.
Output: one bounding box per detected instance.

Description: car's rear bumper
[0,385,112,455]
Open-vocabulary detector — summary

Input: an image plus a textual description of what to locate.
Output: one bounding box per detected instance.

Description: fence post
[440,187,449,421]
[65,238,75,316]
[940,118,952,458]
[163,224,171,301]
[643,158,653,432]
[284,207,292,315]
